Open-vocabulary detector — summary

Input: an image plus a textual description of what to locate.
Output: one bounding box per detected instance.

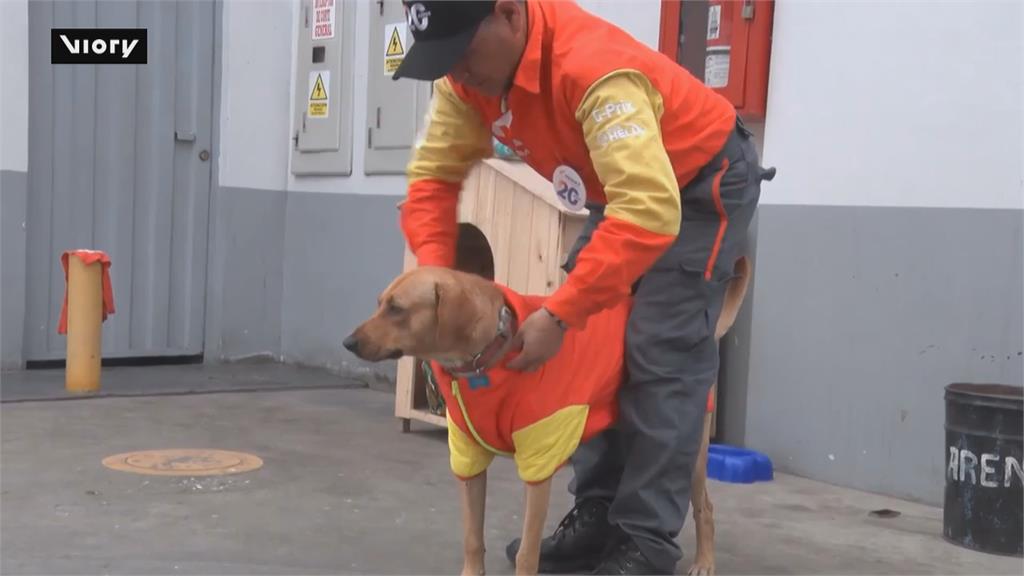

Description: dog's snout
[342,334,359,353]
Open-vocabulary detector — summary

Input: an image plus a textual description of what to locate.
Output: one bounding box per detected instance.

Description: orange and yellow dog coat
[430,283,631,484]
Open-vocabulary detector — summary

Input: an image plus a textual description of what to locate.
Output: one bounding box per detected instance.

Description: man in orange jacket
[392,1,774,574]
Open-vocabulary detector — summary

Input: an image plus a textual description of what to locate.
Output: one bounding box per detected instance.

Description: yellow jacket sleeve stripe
[575,70,681,237]
[544,70,681,328]
[407,76,493,184]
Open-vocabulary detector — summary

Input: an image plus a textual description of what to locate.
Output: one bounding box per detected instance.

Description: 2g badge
[552,165,587,212]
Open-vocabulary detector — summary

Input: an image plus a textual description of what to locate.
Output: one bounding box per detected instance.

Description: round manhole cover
[102,449,263,476]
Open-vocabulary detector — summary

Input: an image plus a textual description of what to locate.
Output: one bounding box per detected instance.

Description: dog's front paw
[514,553,539,576]
[687,557,715,576]
[461,559,485,576]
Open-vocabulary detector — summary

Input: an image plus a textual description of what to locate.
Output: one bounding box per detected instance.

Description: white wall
[761,0,1023,210]
[284,0,408,196]
[216,0,411,195]
[218,0,665,196]
[0,0,658,186]
[217,0,293,191]
[1,0,29,172]
[577,0,662,50]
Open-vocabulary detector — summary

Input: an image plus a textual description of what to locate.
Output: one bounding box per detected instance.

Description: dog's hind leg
[689,255,749,575]
[515,477,552,576]
[460,472,488,576]
[688,387,716,576]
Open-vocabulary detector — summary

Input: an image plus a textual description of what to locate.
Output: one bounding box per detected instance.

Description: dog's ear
[432,277,469,349]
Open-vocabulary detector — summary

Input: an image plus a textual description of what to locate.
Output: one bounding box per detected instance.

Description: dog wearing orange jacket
[344,259,751,576]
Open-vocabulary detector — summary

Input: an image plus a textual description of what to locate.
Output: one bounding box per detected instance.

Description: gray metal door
[25,0,216,361]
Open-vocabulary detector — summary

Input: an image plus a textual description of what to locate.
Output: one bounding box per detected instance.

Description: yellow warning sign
[386,27,405,57]
[384,22,407,75]
[310,74,328,100]
[308,70,329,118]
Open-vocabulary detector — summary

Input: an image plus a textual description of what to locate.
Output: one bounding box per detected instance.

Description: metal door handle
[175,130,196,142]
[742,0,755,20]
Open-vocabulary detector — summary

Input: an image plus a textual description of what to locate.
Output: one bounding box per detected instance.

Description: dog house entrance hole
[454,223,495,281]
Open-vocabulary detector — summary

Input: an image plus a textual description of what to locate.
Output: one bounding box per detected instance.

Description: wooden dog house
[394,158,589,431]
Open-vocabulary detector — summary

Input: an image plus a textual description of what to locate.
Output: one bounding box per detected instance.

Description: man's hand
[506,308,567,372]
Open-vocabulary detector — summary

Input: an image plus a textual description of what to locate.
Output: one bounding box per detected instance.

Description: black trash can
[943,383,1023,557]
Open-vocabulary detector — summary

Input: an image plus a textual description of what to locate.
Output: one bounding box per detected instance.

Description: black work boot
[505,499,613,573]
[590,530,672,575]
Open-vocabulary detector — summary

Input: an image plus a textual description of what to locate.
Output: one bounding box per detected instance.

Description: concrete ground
[1,364,1020,575]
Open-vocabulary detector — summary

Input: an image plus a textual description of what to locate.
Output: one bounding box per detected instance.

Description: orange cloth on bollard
[57,249,116,335]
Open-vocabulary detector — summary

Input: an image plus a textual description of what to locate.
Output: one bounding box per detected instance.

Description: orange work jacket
[401,0,737,330]
[429,283,631,484]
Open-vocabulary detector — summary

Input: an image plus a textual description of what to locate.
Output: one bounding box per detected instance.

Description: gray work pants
[562,117,773,571]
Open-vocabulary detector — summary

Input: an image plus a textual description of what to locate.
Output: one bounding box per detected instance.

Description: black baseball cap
[392,0,497,81]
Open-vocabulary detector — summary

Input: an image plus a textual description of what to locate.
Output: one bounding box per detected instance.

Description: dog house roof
[396,158,588,219]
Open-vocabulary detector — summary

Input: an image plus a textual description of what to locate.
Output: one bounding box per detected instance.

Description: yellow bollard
[65,255,103,393]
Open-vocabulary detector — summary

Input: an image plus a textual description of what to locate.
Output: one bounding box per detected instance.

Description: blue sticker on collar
[467,374,491,390]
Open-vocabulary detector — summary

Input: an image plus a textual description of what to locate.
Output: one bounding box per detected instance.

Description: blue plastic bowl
[706,444,774,484]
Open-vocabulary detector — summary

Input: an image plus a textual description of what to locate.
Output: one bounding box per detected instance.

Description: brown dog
[688,255,752,576]
[344,258,751,576]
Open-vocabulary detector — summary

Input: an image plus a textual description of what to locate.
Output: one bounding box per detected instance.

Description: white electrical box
[291,0,355,176]
[365,0,435,175]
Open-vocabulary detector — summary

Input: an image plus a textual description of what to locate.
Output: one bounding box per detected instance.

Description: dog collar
[441,305,516,378]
